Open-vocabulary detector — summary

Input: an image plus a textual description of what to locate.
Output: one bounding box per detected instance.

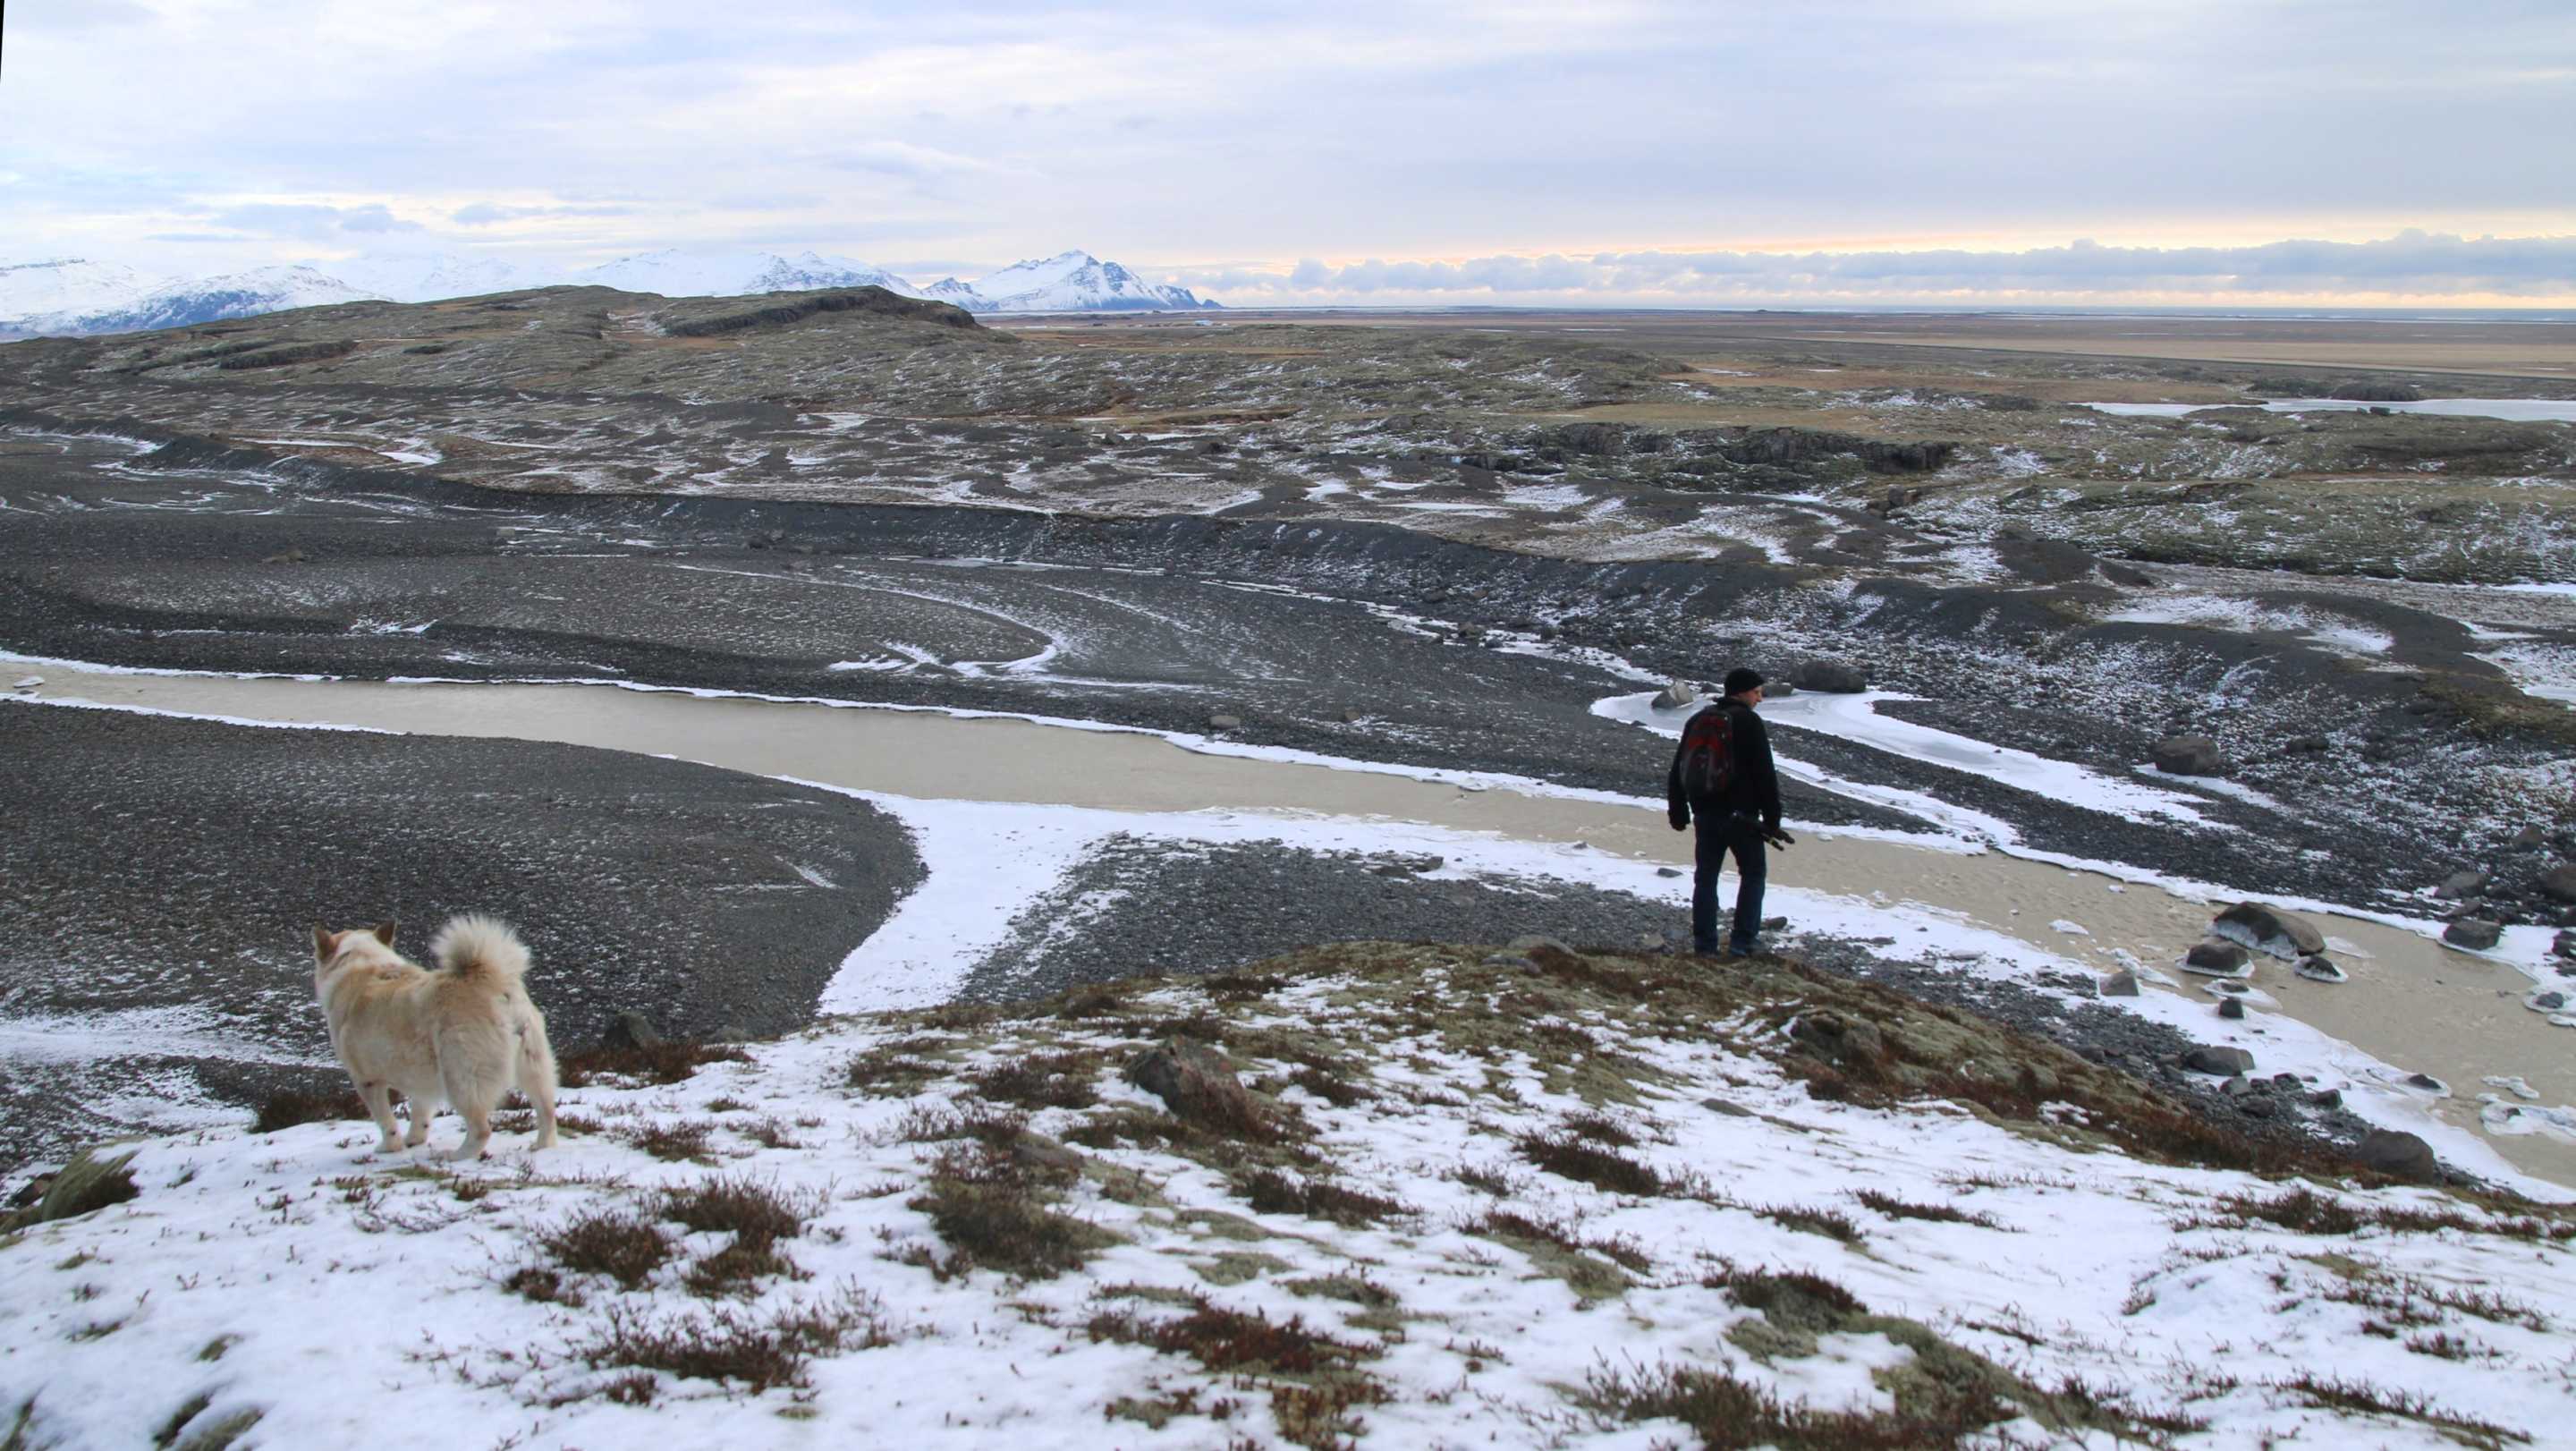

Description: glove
[1668,807,1690,832]
[1762,826,1796,849]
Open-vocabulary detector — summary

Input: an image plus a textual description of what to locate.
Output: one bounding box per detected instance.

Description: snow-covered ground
[2086,398,2576,423]
[5,870,2572,1449]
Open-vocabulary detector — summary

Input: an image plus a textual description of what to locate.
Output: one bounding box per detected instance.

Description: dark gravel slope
[0,702,920,1172]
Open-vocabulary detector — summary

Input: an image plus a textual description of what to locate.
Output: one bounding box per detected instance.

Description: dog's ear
[313,923,336,957]
[369,921,398,946]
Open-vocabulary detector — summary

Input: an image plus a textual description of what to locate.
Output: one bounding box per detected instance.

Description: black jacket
[1666,700,1782,832]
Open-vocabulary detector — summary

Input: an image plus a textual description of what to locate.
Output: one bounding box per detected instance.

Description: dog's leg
[441,1055,493,1161]
[402,1087,435,1150]
[521,1031,560,1151]
[358,1080,402,1154]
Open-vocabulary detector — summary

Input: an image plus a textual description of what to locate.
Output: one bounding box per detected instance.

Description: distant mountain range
[0,248,1218,338]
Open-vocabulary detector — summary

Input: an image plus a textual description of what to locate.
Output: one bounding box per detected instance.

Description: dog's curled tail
[429,913,532,985]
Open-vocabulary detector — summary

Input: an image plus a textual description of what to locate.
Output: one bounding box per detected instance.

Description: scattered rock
[1508,934,1576,956]
[1790,1010,1885,1068]
[260,547,309,564]
[1480,953,1537,971]
[10,675,39,692]
[2435,870,2490,900]
[2099,560,2157,589]
[2355,1129,2439,1182]
[2182,1046,2255,1074]
[1207,714,1242,731]
[1650,677,1699,710]
[2442,918,2503,951]
[601,1012,663,1050]
[2150,735,2224,776]
[2217,997,2246,1020]
[2404,1073,2447,1094]
[2220,1073,2253,1096]
[1656,866,1683,879]
[1792,659,1867,693]
[2530,990,2569,1014]
[2554,929,2576,960]
[2100,971,2140,997]
[2211,903,2325,959]
[1761,915,1788,931]
[2293,955,2348,984]
[1128,1036,1264,1133]
[2308,1088,2343,1109]
[2509,824,2547,850]
[2181,938,2253,977]
[2540,863,2576,903]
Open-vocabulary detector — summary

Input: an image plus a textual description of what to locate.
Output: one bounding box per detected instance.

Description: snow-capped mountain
[0,259,170,334]
[573,249,933,301]
[917,276,996,313]
[319,251,530,304]
[0,245,1218,338]
[970,250,1212,312]
[62,266,386,336]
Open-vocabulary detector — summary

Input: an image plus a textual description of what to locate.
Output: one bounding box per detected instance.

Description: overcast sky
[5,0,2572,306]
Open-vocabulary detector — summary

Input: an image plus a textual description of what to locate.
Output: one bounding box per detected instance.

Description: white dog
[309,915,560,1159]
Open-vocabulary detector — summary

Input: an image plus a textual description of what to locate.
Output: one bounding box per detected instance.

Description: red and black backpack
[1677,706,1737,803]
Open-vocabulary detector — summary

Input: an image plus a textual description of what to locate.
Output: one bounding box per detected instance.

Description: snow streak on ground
[5,926,2572,1449]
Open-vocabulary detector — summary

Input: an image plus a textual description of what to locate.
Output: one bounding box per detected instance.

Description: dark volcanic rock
[2442,917,2503,950]
[2355,1128,2439,1181]
[1793,658,1868,693]
[2182,1046,2257,1074]
[2212,903,2326,959]
[2151,734,2224,776]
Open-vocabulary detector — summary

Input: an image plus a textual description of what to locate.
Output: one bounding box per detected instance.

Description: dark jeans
[1692,812,1767,952]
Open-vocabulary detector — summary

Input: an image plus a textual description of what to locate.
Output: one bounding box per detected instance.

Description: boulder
[2442,918,2503,951]
[2182,938,2253,977]
[1128,1037,1267,1135]
[2182,1046,2256,1074]
[601,1012,663,1050]
[2211,903,2326,959]
[2435,870,2490,900]
[2218,997,2246,1020]
[1765,681,1798,698]
[1650,678,1699,711]
[2100,971,2141,997]
[2510,825,2546,850]
[2151,735,2224,776]
[2355,1129,2438,1182]
[1792,659,1868,693]
[1790,1010,1886,1069]
[2293,954,2348,984]
[2540,863,2576,902]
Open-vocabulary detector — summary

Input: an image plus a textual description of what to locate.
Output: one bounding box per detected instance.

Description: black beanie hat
[1723,666,1765,697]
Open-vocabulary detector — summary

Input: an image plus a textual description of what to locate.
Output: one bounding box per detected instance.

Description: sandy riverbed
[27,662,2572,1185]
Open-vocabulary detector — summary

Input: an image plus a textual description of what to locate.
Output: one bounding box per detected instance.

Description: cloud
[451,201,639,226]
[208,202,423,238]
[1188,233,2576,303]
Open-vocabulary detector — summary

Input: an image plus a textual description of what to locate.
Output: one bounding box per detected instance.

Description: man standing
[1666,666,1785,955]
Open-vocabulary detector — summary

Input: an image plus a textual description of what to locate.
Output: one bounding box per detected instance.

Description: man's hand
[1762,826,1796,849]
[1668,808,1690,832]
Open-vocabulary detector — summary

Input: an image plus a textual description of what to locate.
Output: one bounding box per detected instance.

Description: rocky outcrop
[1793,659,1867,693]
[2211,903,2326,960]
[2151,735,2224,776]
[2355,1128,2438,1181]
